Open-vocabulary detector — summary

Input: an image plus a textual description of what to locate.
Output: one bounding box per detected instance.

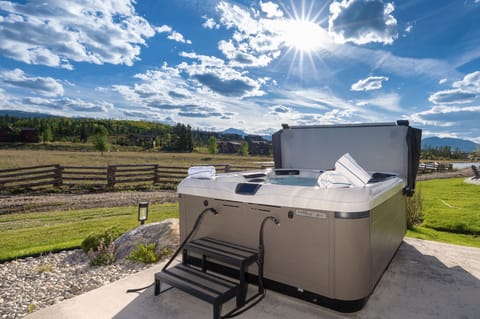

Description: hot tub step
[154,264,238,319]
[183,237,258,307]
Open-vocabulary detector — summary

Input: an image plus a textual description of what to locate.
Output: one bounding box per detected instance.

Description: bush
[81,227,121,266]
[127,244,172,264]
[88,238,116,266]
[81,227,121,253]
[407,189,424,228]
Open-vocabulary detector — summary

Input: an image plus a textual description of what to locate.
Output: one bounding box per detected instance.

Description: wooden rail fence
[0,163,274,191]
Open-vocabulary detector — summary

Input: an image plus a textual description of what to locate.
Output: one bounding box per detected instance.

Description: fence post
[107,165,116,189]
[53,164,63,187]
[153,164,159,185]
[224,164,230,173]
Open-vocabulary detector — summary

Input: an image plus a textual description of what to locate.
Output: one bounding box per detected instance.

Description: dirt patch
[0,191,177,215]
[416,167,474,181]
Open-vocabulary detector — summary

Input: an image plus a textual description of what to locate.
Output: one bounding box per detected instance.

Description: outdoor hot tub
[177,121,421,312]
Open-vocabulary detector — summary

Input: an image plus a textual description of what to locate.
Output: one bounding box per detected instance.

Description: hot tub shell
[177,121,421,312]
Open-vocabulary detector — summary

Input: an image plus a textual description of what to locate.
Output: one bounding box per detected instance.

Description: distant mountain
[0,109,56,118]
[221,128,246,137]
[422,137,478,152]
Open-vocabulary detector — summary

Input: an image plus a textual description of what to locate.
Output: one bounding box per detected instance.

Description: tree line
[0,114,272,154]
[421,145,468,160]
[0,115,197,151]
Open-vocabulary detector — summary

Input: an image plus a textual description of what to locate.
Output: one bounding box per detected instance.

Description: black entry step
[184,237,258,267]
[183,237,258,308]
[154,264,238,302]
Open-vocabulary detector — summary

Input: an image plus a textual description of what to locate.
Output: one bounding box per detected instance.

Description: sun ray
[275,0,334,81]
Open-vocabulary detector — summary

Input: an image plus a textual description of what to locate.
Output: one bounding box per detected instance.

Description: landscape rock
[113,218,179,261]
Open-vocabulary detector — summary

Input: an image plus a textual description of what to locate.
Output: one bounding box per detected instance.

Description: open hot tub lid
[272,120,422,196]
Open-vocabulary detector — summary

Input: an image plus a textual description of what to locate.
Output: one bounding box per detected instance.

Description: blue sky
[1,0,480,142]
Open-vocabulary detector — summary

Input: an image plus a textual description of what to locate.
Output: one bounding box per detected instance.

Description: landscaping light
[138,202,149,225]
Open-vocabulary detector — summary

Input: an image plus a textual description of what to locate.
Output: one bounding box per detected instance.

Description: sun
[282,18,326,53]
[273,0,333,79]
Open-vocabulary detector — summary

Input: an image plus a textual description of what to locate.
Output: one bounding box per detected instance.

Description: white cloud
[452,70,480,93]
[328,0,398,45]
[1,68,64,97]
[0,0,157,68]
[157,25,173,33]
[410,105,480,130]
[214,1,284,67]
[351,76,389,91]
[429,71,480,104]
[428,89,476,105]
[178,52,268,97]
[269,105,291,114]
[168,31,192,44]
[260,1,284,18]
[202,16,220,29]
[157,24,192,44]
[439,78,447,84]
[404,23,413,33]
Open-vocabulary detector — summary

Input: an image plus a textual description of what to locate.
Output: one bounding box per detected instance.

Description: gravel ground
[0,250,157,319]
[0,190,177,215]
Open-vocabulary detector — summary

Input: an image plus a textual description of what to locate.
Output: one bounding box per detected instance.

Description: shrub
[81,227,121,253]
[87,238,116,266]
[81,227,121,266]
[407,189,424,228]
[127,243,172,264]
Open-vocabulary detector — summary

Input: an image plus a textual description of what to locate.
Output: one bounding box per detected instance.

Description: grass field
[0,149,273,169]
[0,203,178,261]
[406,178,480,247]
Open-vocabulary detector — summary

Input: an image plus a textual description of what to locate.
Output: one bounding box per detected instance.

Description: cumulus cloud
[428,71,480,104]
[179,51,267,97]
[410,105,480,130]
[1,68,64,96]
[351,76,389,91]
[157,24,192,44]
[112,59,260,121]
[269,105,291,114]
[428,89,476,105]
[260,1,284,18]
[452,71,480,92]
[328,0,398,45]
[202,16,220,29]
[0,0,157,68]
[168,31,192,44]
[214,1,284,67]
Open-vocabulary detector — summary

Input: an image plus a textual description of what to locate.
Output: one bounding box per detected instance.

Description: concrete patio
[25,237,480,319]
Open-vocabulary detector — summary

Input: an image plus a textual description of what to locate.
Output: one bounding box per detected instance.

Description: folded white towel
[317,171,352,188]
[187,166,216,179]
[335,153,371,187]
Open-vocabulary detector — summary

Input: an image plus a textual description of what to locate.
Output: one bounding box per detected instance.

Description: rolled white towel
[317,171,352,188]
[187,166,216,179]
[335,153,371,187]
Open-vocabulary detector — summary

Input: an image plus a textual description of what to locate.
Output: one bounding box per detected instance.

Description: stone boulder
[113,218,179,262]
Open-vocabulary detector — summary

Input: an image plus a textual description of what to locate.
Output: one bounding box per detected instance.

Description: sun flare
[282,19,325,53]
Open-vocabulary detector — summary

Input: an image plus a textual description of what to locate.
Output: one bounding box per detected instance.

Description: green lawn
[406,178,480,247]
[0,203,178,261]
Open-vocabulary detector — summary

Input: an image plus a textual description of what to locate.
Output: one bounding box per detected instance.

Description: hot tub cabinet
[177,121,421,312]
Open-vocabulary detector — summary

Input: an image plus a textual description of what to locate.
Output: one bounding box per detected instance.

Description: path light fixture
[138,202,149,225]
